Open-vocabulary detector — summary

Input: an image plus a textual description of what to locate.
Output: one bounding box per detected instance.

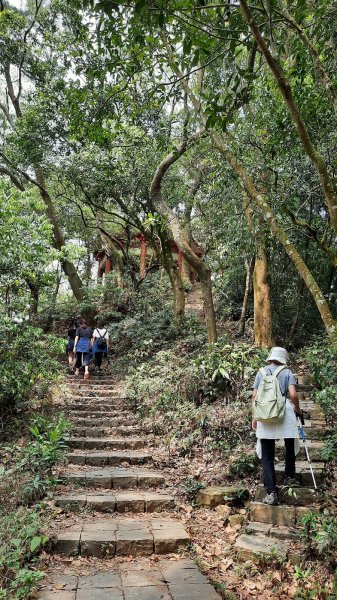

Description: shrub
[302,340,337,390]
[0,508,46,598]
[0,414,71,508]
[195,341,267,400]
[301,511,337,564]
[0,321,63,414]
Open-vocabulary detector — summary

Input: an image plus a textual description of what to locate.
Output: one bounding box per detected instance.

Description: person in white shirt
[91,319,109,372]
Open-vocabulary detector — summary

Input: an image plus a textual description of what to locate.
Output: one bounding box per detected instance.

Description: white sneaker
[262,492,278,505]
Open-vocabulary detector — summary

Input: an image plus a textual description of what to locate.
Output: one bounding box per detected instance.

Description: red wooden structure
[95,233,203,283]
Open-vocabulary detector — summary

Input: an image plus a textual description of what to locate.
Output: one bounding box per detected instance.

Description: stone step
[234,533,290,562]
[67,437,145,450]
[68,410,132,418]
[249,501,313,527]
[67,404,130,412]
[255,484,322,506]
[37,558,221,600]
[272,461,325,486]
[244,522,299,540]
[53,517,190,557]
[71,426,141,437]
[67,394,124,404]
[67,378,116,385]
[55,490,175,513]
[66,450,151,466]
[60,467,165,489]
[66,391,125,399]
[66,386,119,394]
[302,426,328,441]
[276,440,325,462]
[71,417,137,427]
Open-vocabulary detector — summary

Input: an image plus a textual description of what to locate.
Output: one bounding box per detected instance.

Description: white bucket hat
[266,346,288,365]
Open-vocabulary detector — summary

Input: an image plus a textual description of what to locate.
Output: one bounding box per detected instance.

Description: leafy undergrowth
[124,327,337,599]
[0,411,71,598]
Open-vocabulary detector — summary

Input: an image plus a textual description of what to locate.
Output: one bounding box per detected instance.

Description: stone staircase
[38,374,221,599]
[234,375,327,563]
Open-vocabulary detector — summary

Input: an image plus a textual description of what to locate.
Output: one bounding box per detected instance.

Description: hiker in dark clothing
[73,318,93,380]
[252,347,302,506]
[66,320,78,370]
[91,318,109,373]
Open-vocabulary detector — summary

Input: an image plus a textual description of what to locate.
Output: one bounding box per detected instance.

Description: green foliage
[0,413,70,597]
[1,414,70,507]
[302,340,337,390]
[195,342,267,399]
[315,387,337,426]
[320,430,337,462]
[0,321,63,413]
[0,509,46,599]
[229,452,259,478]
[302,340,337,461]
[301,511,337,563]
[182,478,205,503]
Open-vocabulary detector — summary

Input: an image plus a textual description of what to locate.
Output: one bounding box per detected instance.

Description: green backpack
[254,365,287,423]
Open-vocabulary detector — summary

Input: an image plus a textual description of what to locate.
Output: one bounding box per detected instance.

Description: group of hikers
[65,325,306,506]
[66,317,109,380]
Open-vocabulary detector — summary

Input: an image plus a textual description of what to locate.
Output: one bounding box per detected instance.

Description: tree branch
[285,206,337,267]
[0,165,25,191]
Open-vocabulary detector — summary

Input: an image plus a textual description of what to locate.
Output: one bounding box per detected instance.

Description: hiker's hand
[295,410,304,425]
[252,419,257,430]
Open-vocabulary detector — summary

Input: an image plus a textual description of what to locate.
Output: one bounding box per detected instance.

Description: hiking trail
[37,373,221,599]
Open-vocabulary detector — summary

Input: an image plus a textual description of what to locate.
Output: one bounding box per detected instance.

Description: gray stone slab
[124,586,171,600]
[76,590,123,600]
[118,520,151,531]
[81,531,116,558]
[160,560,209,585]
[84,520,117,531]
[78,573,121,588]
[121,568,163,587]
[54,531,81,555]
[115,530,154,556]
[48,574,78,591]
[169,584,220,600]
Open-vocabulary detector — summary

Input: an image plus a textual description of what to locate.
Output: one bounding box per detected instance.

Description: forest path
[37,374,221,600]
[185,283,204,319]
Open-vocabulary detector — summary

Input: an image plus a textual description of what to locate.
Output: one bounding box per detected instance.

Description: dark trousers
[261,438,296,493]
[94,352,105,368]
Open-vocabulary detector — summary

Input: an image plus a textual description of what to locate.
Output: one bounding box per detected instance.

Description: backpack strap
[259,367,267,377]
[274,365,287,377]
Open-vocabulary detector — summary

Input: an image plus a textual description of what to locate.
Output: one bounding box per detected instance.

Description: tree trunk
[35,168,84,302]
[244,197,274,346]
[200,268,217,344]
[26,280,39,317]
[212,133,337,340]
[161,235,185,320]
[149,144,217,343]
[163,39,336,339]
[4,64,84,301]
[253,244,275,347]
[239,0,337,236]
[239,257,254,336]
[181,224,192,283]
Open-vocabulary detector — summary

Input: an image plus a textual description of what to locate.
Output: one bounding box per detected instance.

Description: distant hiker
[252,346,302,506]
[73,318,93,380]
[91,318,109,373]
[66,320,78,370]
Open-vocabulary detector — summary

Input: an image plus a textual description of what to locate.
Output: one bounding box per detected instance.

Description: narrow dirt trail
[37,374,221,599]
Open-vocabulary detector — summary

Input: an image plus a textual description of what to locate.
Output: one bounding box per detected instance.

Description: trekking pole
[296,417,318,490]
